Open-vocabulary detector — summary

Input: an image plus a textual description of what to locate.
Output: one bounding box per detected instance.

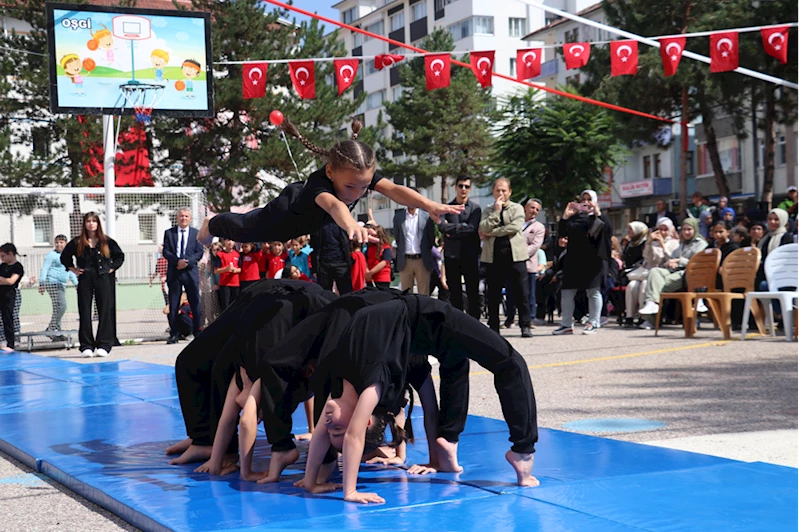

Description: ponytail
[280,115,375,172]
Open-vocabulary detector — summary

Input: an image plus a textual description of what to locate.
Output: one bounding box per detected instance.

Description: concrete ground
[1,319,796,531]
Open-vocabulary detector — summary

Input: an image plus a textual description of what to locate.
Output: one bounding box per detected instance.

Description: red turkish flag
[659,37,686,77]
[761,26,789,64]
[710,32,739,73]
[374,54,404,71]
[334,58,359,96]
[563,42,590,70]
[425,53,451,91]
[469,50,495,88]
[242,62,268,99]
[516,49,542,80]
[289,60,315,99]
[610,40,638,76]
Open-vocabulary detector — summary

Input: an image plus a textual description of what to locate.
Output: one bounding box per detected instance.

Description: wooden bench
[18,330,78,351]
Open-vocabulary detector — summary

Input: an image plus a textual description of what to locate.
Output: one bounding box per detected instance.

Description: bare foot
[243,470,272,482]
[1,346,13,353]
[166,437,192,455]
[197,215,215,246]
[505,450,539,487]
[435,437,463,473]
[294,432,313,441]
[257,448,299,483]
[169,444,212,465]
[194,454,238,475]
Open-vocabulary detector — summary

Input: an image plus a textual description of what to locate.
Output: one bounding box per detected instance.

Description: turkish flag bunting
[242,62,268,99]
[761,26,789,64]
[563,42,590,70]
[289,60,315,99]
[610,40,638,76]
[334,58,360,96]
[516,49,542,80]
[469,50,495,88]
[374,54,404,70]
[709,32,739,73]
[659,37,686,77]
[425,53,451,91]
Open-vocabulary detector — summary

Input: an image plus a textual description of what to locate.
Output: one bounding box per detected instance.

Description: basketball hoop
[119,83,164,124]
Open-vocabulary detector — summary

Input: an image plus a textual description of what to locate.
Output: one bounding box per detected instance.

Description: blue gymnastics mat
[1,352,796,532]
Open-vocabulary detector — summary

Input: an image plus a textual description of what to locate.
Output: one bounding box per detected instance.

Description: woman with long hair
[61,213,124,357]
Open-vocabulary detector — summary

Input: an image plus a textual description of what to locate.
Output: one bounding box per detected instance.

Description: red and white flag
[374,54,404,70]
[516,49,542,80]
[709,32,739,73]
[242,62,267,99]
[469,50,495,88]
[659,37,686,77]
[610,40,638,76]
[761,26,789,64]
[425,53,451,91]
[289,60,315,99]
[563,42,590,70]
[334,58,359,96]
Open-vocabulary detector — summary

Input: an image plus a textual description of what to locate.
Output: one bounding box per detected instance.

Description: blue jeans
[561,287,602,328]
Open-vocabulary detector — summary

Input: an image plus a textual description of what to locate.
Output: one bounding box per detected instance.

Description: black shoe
[167,337,179,345]
[503,319,515,329]
[521,327,532,338]
[625,318,634,328]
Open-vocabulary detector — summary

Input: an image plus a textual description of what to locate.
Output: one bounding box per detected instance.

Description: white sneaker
[696,299,708,313]
[81,348,94,358]
[639,301,660,315]
[94,348,109,358]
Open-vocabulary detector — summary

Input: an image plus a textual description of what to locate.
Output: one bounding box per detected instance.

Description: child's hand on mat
[366,456,404,466]
[344,490,385,504]
[406,463,438,475]
[427,202,465,223]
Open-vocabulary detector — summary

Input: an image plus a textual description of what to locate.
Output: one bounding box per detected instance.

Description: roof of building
[521,1,603,41]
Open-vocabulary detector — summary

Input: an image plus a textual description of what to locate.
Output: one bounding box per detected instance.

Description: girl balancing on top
[197,116,464,246]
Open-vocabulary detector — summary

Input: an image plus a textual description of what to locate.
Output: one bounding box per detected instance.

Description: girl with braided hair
[198,117,463,246]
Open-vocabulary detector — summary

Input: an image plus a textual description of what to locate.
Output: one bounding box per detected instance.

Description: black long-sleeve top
[61,237,124,276]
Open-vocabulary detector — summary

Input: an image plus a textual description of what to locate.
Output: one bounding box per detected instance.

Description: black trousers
[444,256,481,320]
[0,290,15,350]
[77,271,114,351]
[486,255,530,330]
[317,260,352,295]
[217,285,239,312]
[168,271,202,338]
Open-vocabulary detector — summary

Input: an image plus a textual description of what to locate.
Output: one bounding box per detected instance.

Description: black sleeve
[780,233,794,246]
[13,263,24,278]
[108,239,125,271]
[558,217,569,238]
[60,239,77,269]
[209,210,275,244]
[302,171,336,205]
[369,171,385,191]
[380,247,392,262]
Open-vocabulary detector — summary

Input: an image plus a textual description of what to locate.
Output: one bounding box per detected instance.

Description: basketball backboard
[46,2,214,118]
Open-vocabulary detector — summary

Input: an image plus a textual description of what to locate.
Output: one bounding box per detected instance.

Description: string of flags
[240,26,792,99]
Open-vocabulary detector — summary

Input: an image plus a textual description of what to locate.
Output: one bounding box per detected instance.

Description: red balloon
[269,110,284,126]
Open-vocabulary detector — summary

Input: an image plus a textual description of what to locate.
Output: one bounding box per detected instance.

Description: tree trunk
[679,86,690,217]
[761,86,776,208]
[699,104,731,198]
[440,175,448,204]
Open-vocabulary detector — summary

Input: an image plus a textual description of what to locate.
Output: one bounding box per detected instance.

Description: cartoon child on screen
[61,54,89,96]
[181,59,201,99]
[151,49,169,83]
[89,25,115,66]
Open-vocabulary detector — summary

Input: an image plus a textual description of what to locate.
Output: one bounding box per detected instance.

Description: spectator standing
[365,224,393,288]
[350,241,367,291]
[0,243,24,353]
[39,234,78,338]
[686,191,709,219]
[266,241,287,279]
[238,243,262,291]
[162,208,204,345]
[505,198,545,328]
[776,186,797,219]
[438,176,482,319]
[215,239,240,311]
[393,191,436,295]
[61,212,124,358]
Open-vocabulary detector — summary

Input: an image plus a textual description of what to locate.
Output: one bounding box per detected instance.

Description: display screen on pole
[46,2,214,117]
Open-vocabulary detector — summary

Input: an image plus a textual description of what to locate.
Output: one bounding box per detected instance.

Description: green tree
[380,28,497,203]
[152,0,372,210]
[494,89,628,218]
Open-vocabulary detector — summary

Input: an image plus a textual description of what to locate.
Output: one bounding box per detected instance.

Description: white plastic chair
[741,243,798,342]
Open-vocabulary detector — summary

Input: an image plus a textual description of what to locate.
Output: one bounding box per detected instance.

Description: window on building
[390,11,405,31]
[366,60,379,76]
[778,135,786,165]
[509,58,516,77]
[686,150,695,175]
[643,155,651,179]
[474,16,493,35]
[33,214,52,245]
[411,0,427,22]
[392,85,404,101]
[448,16,494,41]
[343,7,357,24]
[564,28,579,43]
[435,0,454,10]
[364,20,384,41]
[366,89,386,110]
[353,32,362,47]
[509,18,526,37]
[138,213,156,243]
[654,153,661,177]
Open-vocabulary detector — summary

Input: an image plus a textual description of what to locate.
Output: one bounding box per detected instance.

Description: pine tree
[380,29,498,203]
[494,89,628,217]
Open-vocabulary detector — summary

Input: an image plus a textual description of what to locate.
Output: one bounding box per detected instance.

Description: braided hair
[281,116,376,172]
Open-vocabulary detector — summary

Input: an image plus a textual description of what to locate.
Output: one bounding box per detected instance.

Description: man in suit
[163,208,204,344]
[438,176,482,319]
[393,190,436,296]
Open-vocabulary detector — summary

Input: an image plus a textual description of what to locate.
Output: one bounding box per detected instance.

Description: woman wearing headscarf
[552,190,612,335]
[627,218,679,329]
[756,208,793,290]
[699,210,714,241]
[623,222,648,270]
[639,217,708,318]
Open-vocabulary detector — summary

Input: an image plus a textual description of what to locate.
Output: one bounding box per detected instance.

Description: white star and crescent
[339,64,354,84]
[248,67,263,86]
[476,56,491,76]
[665,42,682,62]
[295,66,310,86]
[716,37,734,58]
[569,44,585,57]
[430,58,445,77]
[768,32,785,51]
[522,50,537,68]
[616,44,632,63]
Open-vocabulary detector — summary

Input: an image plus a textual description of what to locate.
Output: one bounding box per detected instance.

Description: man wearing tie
[163,208,204,344]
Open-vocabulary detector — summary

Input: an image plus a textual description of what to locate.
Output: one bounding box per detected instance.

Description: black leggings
[217,285,239,312]
[0,290,15,350]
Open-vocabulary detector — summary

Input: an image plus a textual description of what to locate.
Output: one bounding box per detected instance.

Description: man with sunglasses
[438,176,482,319]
